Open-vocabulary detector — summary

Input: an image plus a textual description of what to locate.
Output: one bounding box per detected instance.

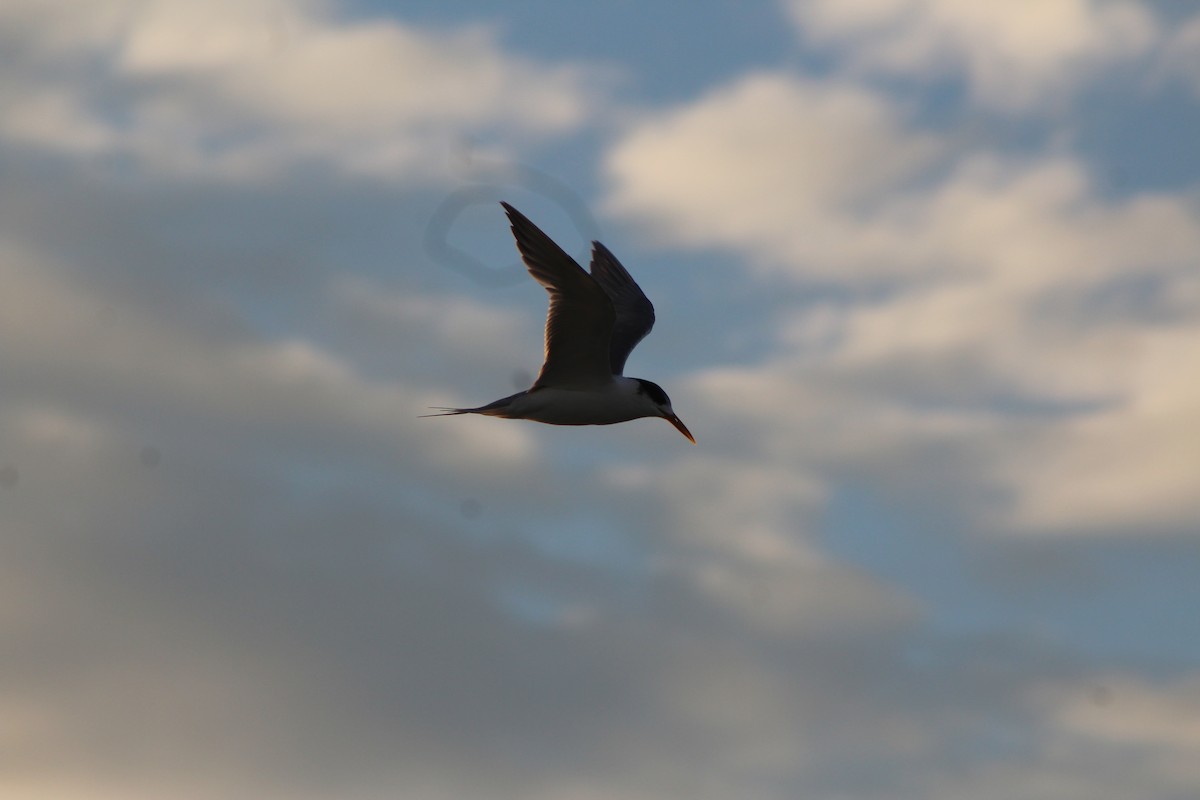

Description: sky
[1,1,1199,798]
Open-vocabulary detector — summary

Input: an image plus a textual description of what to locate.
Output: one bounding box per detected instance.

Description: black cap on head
[634,379,670,407]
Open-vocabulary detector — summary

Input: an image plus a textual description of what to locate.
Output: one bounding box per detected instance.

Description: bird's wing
[502,202,616,390]
[588,241,655,375]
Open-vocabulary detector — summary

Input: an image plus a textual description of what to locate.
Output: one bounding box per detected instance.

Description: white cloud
[812,160,1200,530]
[1031,674,1200,792]
[785,0,1157,108]
[604,68,1200,532]
[605,73,942,277]
[0,0,606,180]
[1051,674,1200,750]
[995,325,1200,530]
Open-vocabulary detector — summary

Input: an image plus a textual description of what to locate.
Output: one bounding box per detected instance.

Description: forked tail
[419,391,527,419]
[418,407,474,418]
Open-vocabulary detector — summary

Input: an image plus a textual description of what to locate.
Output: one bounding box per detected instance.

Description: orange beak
[666,413,696,444]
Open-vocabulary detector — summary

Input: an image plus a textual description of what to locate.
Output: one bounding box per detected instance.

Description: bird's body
[427,203,694,443]
[436,377,668,426]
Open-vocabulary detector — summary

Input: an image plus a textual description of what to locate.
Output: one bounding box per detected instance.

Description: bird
[425,202,694,444]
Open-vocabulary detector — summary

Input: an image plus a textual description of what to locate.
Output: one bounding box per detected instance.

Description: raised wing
[589,241,655,375]
[501,202,616,390]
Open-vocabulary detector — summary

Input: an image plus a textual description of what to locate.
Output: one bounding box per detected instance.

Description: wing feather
[501,203,615,389]
[589,241,655,375]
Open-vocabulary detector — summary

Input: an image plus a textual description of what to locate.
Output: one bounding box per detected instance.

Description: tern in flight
[426,202,694,443]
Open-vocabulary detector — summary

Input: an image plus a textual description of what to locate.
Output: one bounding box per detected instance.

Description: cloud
[3,2,1199,798]
[1156,12,1200,97]
[604,66,1200,532]
[0,0,606,180]
[607,453,915,638]
[1051,674,1200,751]
[785,0,1157,109]
[326,274,539,389]
[1029,674,1200,795]
[994,323,1200,530]
[604,72,942,278]
[0,237,538,482]
[0,191,916,800]
[795,159,1200,531]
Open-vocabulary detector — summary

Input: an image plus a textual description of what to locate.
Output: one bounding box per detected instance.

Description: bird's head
[634,379,695,444]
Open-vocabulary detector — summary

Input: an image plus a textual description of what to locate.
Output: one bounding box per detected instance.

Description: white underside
[504,377,658,426]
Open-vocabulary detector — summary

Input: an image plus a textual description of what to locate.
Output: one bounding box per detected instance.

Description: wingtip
[500,201,532,234]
